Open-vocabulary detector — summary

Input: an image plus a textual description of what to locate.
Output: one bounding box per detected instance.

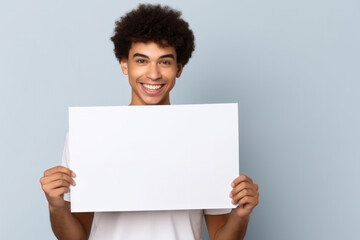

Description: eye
[159,60,171,65]
[136,59,147,64]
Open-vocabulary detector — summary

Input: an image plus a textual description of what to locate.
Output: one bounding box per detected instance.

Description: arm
[40,166,94,240]
[205,175,259,240]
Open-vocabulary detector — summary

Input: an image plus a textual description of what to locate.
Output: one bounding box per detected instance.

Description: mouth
[142,83,163,90]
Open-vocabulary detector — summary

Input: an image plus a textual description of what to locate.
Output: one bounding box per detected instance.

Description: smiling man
[40,4,259,240]
[122,42,181,105]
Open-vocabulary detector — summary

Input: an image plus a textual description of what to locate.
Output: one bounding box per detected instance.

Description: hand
[40,166,76,210]
[230,175,259,218]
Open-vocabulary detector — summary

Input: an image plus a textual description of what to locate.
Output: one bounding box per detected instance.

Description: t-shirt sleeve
[204,208,232,215]
[61,133,71,202]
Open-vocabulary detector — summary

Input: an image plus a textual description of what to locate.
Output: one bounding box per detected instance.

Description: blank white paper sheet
[68,103,239,212]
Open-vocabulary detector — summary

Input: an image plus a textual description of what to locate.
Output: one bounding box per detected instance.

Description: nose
[146,63,161,80]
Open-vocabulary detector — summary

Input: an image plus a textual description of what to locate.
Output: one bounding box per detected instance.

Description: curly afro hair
[110,4,195,66]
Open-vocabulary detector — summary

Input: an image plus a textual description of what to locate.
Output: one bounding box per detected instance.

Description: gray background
[1,0,359,239]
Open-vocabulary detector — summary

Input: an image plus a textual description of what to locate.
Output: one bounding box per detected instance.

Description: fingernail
[72,172,76,177]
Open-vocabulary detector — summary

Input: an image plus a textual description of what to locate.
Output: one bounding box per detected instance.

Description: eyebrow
[133,53,175,59]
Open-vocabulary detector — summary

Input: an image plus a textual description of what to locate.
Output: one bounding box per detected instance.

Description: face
[120,42,183,105]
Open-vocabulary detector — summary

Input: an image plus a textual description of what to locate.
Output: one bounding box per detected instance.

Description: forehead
[129,42,177,58]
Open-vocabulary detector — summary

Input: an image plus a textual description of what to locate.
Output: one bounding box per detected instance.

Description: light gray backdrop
[1,0,359,239]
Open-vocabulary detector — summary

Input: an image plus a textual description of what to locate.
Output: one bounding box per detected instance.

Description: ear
[176,64,183,78]
[120,58,129,75]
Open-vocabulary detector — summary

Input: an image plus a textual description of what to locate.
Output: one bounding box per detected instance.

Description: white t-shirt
[61,134,231,240]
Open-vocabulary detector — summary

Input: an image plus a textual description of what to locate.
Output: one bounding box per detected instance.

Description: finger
[231,187,258,204]
[45,186,71,200]
[42,178,73,193]
[231,174,253,187]
[230,181,257,197]
[43,166,75,178]
[230,182,259,203]
[40,172,76,186]
[232,189,260,206]
[237,195,259,207]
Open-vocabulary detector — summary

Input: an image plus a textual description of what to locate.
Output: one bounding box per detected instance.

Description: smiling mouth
[142,83,164,90]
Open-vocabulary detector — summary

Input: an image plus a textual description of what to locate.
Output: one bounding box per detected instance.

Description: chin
[144,100,164,105]
[142,97,169,105]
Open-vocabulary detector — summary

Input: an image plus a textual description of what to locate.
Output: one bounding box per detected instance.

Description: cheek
[169,77,177,89]
[128,68,143,81]
[167,74,176,85]
[165,68,178,81]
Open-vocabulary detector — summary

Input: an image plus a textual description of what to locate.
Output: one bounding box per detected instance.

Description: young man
[40,4,259,240]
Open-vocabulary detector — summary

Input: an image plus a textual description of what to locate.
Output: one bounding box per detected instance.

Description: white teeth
[143,84,162,90]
